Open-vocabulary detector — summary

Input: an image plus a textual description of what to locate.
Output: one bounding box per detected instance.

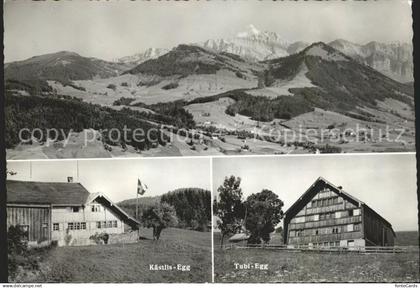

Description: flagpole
[136,178,139,239]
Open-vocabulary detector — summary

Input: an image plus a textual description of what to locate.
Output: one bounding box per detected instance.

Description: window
[53,223,60,231]
[353,209,360,216]
[113,221,118,228]
[68,222,86,230]
[72,207,79,213]
[354,224,360,231]
[347,224,354,232]
[91,205,101,212]
[315,229,319,235]
[348,209,353,216]
[335,241,340,247]
[313,214,319,221]
[297,229,304,236]
[335,211,341,219]
[347,240,355,247]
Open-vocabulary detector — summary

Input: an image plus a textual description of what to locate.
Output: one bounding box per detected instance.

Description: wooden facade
[7,204,52,243]
[283,177,395,247]
[7,180,139,247]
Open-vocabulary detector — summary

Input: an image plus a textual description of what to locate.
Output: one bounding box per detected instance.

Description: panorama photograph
[4,0,415,159]
[212,153,419,283]
[6,158,212,283]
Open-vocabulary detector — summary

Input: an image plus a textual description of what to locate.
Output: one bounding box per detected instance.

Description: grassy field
[214,232,419,283]
[395,231,419,246]
[15,228,211,283]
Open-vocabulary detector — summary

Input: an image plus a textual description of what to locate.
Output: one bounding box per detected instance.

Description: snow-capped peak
[236,24,261,38]
[116,47,169,64]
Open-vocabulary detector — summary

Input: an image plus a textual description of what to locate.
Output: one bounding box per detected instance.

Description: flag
[137,179,147,195]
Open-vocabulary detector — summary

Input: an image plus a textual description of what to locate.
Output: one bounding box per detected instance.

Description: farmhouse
[283,177,395,248]
[6,179,139,247]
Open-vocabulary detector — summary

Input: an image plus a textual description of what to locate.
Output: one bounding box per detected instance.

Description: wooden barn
[7,179,139,247]
[283,177,395,248]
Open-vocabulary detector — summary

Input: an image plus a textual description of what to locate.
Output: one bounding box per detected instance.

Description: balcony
[288,215,362,230]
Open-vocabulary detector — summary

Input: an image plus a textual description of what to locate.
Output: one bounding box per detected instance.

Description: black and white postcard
[2,0,418,286]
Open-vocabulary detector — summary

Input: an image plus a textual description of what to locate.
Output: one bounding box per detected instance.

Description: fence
[223,243,419,254]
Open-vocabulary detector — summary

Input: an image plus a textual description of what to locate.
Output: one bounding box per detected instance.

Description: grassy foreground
[14,228,211,283]
[214,247,419,283]
[214,232,419,283]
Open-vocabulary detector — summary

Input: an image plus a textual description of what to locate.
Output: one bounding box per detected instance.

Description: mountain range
[115,25,413,83]
[5,25,413,85]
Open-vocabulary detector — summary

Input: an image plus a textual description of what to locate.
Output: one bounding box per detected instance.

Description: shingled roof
[6,180,90,205]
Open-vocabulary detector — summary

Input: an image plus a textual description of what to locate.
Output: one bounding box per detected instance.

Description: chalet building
[6,180,139,247]
[283,177,395,248]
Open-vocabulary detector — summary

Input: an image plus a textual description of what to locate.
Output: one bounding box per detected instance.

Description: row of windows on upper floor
[308,196,343,208]
[52,220,118,231]
[68,204,103,213]
[290,223,361,237]
[314,189,336,200]
[291,208,361,224]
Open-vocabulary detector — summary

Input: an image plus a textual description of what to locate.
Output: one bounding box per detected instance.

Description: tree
[244,189,284,244]
[142,203,178,240]
[214,175,245,247]
[160,188,211,231]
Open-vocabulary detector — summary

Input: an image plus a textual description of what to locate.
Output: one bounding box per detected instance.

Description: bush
[8,225,28,255]
[8,225,29,279]
[162,82,179,90]
[107,84,117,91]
[89,232,110,245]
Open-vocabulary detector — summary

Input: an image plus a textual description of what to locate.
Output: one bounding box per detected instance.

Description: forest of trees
[112,97,196,129]
[5,93,168,150]
[118,188,211,232]
[161,188,211,231]
[133,100,196,129]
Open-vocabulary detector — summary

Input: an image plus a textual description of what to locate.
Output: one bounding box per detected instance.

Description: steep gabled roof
[285,177,362,218]
[7,180,90,205]
[284,177,394,233]
[87,193,140,229]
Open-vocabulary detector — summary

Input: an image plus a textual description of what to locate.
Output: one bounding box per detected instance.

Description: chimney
[67,176,74,183]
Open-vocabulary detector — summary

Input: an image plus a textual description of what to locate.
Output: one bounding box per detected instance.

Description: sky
[7,157,211,203]
[213,153,418,232]
[4,0,413,62]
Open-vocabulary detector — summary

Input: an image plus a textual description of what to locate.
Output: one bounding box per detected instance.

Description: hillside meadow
[12,228,211,283]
